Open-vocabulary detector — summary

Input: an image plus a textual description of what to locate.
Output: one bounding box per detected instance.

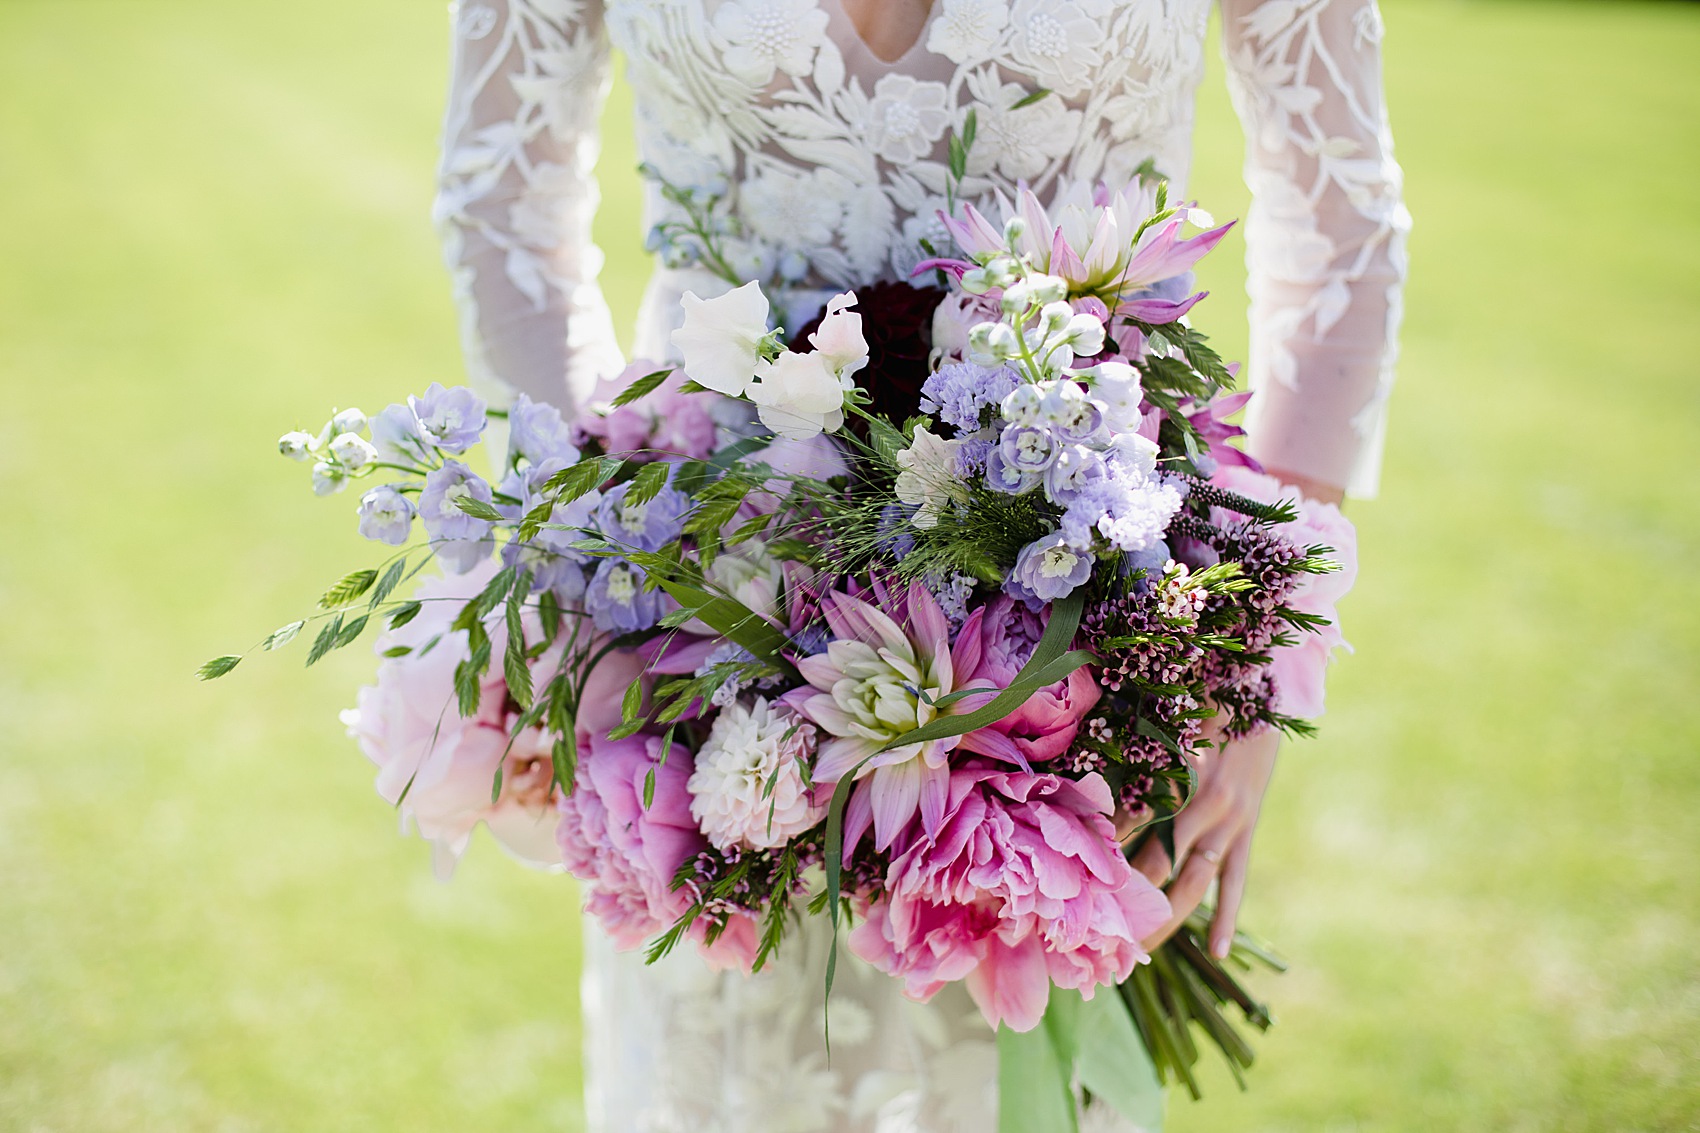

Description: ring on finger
[1194,847,1223,868]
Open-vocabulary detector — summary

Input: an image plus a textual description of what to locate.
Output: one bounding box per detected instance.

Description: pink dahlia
[555,728,759,969]
[792,581,996,851]
[958,594,1101,766]
[341,562,561,877]
[848,769,1170,1032]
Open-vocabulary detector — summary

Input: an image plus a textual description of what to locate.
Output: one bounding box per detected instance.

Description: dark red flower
[790,281,946,422]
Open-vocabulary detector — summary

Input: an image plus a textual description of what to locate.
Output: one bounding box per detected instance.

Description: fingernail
[1211,938,1230,959]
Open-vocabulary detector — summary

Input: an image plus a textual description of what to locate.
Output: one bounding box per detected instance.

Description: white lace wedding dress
[432,0,1408,1128]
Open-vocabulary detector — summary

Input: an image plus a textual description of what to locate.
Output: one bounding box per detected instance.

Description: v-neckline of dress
[826,0,941,71]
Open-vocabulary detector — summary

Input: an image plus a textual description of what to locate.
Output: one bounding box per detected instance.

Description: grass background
[1,0,1696,1129]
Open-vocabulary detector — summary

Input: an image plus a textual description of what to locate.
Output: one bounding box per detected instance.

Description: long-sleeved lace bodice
[432,0,1407,1128]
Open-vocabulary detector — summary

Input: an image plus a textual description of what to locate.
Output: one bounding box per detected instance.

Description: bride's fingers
[1131,838,1171,886]
[1142,839,1226,950]
[1169,787,1228,873]
[1208,834,1254,959]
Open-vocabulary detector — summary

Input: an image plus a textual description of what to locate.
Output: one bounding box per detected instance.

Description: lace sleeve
[435,0,624,415]
[1220,0,1411,497]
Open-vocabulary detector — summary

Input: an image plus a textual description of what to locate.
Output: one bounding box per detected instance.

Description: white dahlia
[688,697,825,852]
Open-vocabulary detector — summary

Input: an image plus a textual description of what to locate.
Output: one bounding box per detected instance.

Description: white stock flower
[894,425,967,528]
[670,281,771,397]
[748,350,846,440]
[688,698,824,852]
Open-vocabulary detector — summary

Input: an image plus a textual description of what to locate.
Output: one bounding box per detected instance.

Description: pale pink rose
[575,359,719,460]
[849,769,1170,1032]
[555,728,760,970]
[958,594,1101,766]
[341,561,562,877]
[1211,464,1359,718]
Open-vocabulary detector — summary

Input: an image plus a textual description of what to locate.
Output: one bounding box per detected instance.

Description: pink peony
[958,594,1101,766]
[1211,464,1359,718]
[574,359,719,460]
[341,561,562,877]
[555,727,759,970]
[849,770,1170,1032]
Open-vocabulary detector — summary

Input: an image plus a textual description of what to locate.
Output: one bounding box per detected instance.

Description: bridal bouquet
[206,175,1355,1128]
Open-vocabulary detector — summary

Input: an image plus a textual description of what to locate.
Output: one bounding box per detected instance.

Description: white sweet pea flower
[748,350,845,440]
[894,425,967,528]
[330,407,368,436]
[808,292,869,381]
[670,280,771,397]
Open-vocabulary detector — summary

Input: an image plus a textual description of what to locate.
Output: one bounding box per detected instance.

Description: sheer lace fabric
[432,0,1407,1127]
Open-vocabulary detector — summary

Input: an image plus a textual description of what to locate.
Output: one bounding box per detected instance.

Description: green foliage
[318,568,377,609]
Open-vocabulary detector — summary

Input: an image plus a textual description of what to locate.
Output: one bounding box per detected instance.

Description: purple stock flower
[1008,532,1095,604]
[409,383,487,454]
[587,559,666,633]
[919,363,1020,432]
[954,437,993,479]
[508,393,578,467]
[596,479,691,552]
[1059,471,1182,554]
[357,485,415,546]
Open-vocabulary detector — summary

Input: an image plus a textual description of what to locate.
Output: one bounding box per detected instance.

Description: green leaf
[552,732,577,794]
[453,495,506,522]
[642,766,657,809]
[620,677,645,727]
[319,569,377,609]
[623,460,672,509]
[387,601,423,630]
[610,367,675,408]
[503,573,533,710]
[650,579,798,683]
[370,558,408,607]
[947,134,966,181]
[880,593,1094,752]
[1008,87,1051,110]
[381,645,412,658]
[543,457,613,503]
[306,615,342,666]
[262,620,305,651]
[196,654,241,680]
[820,753,874,1041]
[997,992,1079,1133]
[962,107,977,151]
[1076,987,1165,1129]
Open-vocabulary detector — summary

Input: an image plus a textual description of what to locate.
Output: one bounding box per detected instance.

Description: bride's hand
[1129,722,1281,958]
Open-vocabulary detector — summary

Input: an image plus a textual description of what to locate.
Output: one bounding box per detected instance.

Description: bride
[432,0,1408,1127]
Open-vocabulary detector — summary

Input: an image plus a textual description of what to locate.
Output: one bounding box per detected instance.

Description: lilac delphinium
[587,559,666,633]
[508,393,578,468]
[1044,444,1109,504]
[1040,381,1106,444]
[502,458,600,600]
[369,403,431,466]
[919,363,1020,432]
[419,460,495,573]
[357,486,415,546]
[984,446,1041,495]
[1008,532,1095,603]
[409,383,487,454]
[999,423,1058,475]
[596,480,691,553]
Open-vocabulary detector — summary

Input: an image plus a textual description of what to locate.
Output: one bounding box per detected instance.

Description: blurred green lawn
[1,1,1696,1129]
